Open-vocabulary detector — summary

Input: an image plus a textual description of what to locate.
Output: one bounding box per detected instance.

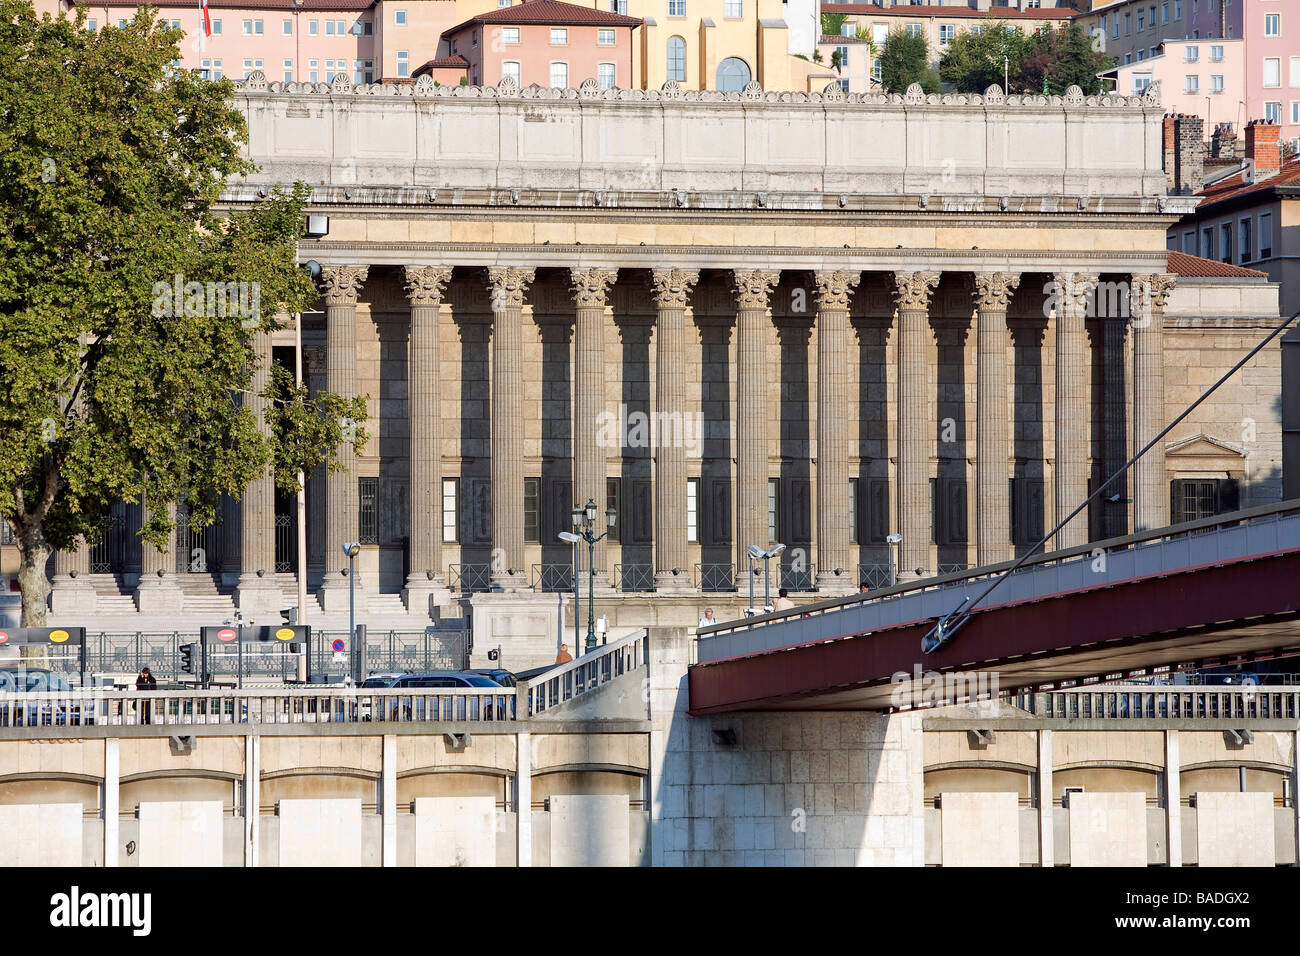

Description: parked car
[468,668,516,688]
[370,672,511,721]
[0,668,94,726]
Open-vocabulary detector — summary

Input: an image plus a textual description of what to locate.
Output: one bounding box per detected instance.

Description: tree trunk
[17,526,51,627]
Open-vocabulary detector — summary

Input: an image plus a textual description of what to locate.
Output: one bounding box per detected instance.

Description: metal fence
[778,564,816,592]
[695,563,735,592]
[311,630,469,681]
[1024,686,1300,721]
[447,563,491,593]
[615,563,655,592]
[531,563,574,593]
[857,564,892,590]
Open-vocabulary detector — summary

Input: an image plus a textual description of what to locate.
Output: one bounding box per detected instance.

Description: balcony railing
[531,563,574,593]
[1017,685,1300,721]
[447,563,491,593]
[695,563,735,592]
[614,563,655,592]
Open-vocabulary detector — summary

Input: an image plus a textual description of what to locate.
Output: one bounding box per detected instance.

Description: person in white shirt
[698,608,717,628]
[773,588,795,611]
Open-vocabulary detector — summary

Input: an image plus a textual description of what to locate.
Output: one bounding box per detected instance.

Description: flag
[199,0,212,53]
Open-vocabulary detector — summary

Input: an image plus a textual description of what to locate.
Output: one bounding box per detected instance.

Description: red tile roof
[1167,251,1268,279]
[1194,156,1300,209]
[413,54,470,76]
[443,0,641,37]
[816,4,1078,20]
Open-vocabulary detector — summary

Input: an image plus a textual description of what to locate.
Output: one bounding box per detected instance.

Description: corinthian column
[1131,274,1176,531]
[893,271,940,580]
[571,267,618,586]
[974,272,1019,566]
[651,268,699,591]
[733,270,780,576]
[237,327,282,616]
[404,266,453,614]
[319,265,368,611]
[1053,272,1097,550]
[814,270,860,593]
[488,267,534,589]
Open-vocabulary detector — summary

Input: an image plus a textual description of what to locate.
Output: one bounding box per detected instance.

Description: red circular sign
[0,631,8,644]
[217,628,237,642]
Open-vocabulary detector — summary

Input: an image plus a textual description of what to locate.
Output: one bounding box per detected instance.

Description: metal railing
[531,563,574,593]
[0,686,517,729]
[527,629,649,716]
[778,563,816,592]
[615,563,655,592]
[447,563,491,593]
[857,564,892,590]
[695,563,735,592]
[1017,685,1300,721]
[312,630,469,680]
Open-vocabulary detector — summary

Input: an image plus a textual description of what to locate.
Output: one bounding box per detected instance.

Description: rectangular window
[1137,50,1145,61]
[1239,216,1252,262]
[1112,14,1119,37]
[835,45,849,70]
[326,20,335,35]
[1174,0,1182,18]
[358,477,379,544]
[363,20,373,35]
[849,478,859,545]
[502,61,521,83]
[1259,213,1273,259]
[1210,44,1223,62]
[1220,222,1232,263]
[524,478,540,543]
[1264,58,1281,88]
[1293,101,1300,124]
[610,0,628,13]
[255,19,263,34]
[1132,72,1151,92]
[598,28,615,45]
[939,24,955,45]
[550,27,568,44]
[550,61,568,87]
[1124,13,1131,34]
[1184,45,1198,62]
[87,17,96,30]
[1264,13,1279,36]
[335,20,345,34]
[1200,226,1214,259]
[309,20,318,35]
[606,478,621,544]
[242,18,251,35]
[1264,100,1281,122]
[394,9,407,25]
[1184,74,1198,92]
[598,62,616,89]
[1182,230,1194,254]
[502,26,520,44]
[767,479,779,545]
[687,478,699,543]
[396,51,409,78]
[1291,57,1300,86]
[283,19,292,35]
[212,19,221,34]
[669,0,685,15]
[283,59,293,82]
[971,24,985,36]
[906,23,922,38]
[1170,478,1237,522]
[1162,1,1169,23]
[499,0,511,6]
[1211,73,1224,92]
[442,479,459,543]
[1138,11,1145,30]
[1124,53,1132,66]
[872,57,882,81]
[724,0,742,17]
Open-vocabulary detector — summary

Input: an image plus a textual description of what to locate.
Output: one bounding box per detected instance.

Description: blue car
[364,672,512,721]
[0,668,95,726]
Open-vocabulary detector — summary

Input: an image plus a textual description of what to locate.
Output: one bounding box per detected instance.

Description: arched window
[667,35,686,83]
[715,56,750,91]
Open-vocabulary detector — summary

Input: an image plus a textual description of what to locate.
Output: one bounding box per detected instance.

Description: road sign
[332,639,345,652]
[216,628,237,642]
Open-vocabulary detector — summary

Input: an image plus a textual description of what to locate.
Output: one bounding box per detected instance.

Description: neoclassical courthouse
[28,75,1285,654]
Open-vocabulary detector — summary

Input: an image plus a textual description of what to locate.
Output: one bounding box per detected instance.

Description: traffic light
[180,643,196,675]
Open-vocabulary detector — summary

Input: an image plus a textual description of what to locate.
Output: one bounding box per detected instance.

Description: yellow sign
[275,627,295,642]
[49,630,70,644]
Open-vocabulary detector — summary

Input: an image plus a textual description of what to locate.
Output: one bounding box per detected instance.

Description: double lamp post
[558,498,616,655]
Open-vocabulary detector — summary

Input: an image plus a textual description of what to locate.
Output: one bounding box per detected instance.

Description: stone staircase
[174,573,236,621]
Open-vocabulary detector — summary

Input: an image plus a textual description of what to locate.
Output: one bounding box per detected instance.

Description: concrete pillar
[516,731,531,867]
[319,265,368,611]
[1131,274,1176,531]
[1038,728,1054,867]
[103,737,119,867]
[51,537,96,615]
[732,270,780,574]
[1052,272,1098,550]
[382,734,397,866]
[135,497,182,614]
[893,272,941,580]
[403,266,454,615]
[488,267,534,590]
[1293,730,1299,867]
[571,268,619,585]
[1102,311,1129,539]
[237,328,282,617]
[244,733,260,867]
[814,270,860,592]
[974,273,1018,567]
[1165,729,1181,867]
[651,269,699,591]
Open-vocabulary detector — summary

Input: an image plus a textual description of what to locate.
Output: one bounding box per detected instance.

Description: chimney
[1163,114,1178,193]
[1210,122,1238,160]
[1245,119,1281,181]
[1172,114,1204,196]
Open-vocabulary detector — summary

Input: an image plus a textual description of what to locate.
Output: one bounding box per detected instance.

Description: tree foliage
[0,1,366,623]
[938,23,1032,93]
[819,11,848,38]
[879,27,940,94]
[939,22,1114,94]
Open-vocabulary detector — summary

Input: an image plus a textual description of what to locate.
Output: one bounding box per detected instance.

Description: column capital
[813,270,861,311]
[1050,271,1100,313]
[650,268,700,308]
[973,272,1021,310]
[570,267,618,308]
[892,271,940,311]
[403,266,452,305]
[732,269,780,310]
[487,266,535,310]
[319,265,369,305]
[1129,272,1177,316]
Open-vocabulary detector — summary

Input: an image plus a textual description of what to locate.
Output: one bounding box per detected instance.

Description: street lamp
[343,541,360,683]
[561,498,616,653]
[747,543,785,610]
[886,533,901,588]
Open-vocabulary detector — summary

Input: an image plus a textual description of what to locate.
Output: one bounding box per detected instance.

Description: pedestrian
[135,667,156,725]
[859,582,870,593]
[774,588,795,611]
[698,608,717,628]
[555,644,574,665]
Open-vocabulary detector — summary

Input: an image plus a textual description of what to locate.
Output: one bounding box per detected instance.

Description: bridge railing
[694,499,1300,660]
[0,686,518,729]
[526,630,649,716]
[1016,685,1300,721]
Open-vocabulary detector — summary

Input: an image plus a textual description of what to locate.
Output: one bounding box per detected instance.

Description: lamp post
[885,533,901,588]
[343,542,360,682]
[559,498,615,653]
[747,543,785,610]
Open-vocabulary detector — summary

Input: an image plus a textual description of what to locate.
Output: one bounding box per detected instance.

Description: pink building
[428,0,639,89]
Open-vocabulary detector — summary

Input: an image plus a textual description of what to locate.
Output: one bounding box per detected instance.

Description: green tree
[0,1,367,624]
[1012,23,1115,95]
[819,11,848,38]
[878,27,940,94]
[938,23,1032,93]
